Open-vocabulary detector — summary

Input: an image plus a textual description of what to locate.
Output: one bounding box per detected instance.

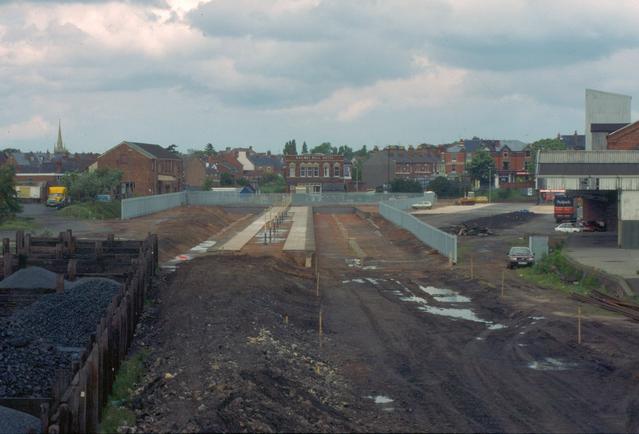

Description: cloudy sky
[1,0,639,153]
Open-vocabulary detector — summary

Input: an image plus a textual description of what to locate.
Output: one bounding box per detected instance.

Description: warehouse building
[537,150,639,248]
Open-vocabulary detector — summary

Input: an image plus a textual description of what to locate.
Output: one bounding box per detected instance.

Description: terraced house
[96,141,183,197]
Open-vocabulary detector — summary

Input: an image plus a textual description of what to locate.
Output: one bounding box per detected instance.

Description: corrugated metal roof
[590,123,629,133]
[538,150,639,164]
[538,163,639,176]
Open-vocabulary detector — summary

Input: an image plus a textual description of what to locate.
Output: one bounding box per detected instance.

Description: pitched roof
[498,140,529,152]
[123,141,180,159]
[559,135,585,150]
[248,153,283,169]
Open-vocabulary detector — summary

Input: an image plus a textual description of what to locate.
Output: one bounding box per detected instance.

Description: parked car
[554,222,583,233]
[411,201,432,210]
[579,220,606,232]
[507,246,535,269]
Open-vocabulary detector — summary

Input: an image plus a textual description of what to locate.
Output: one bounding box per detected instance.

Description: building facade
[362,147,442,189]
[606,121,639,150]
[97,141,183,197]
[585,89,631,150]
[284,154,350,192]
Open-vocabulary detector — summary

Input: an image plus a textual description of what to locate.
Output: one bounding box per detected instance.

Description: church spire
[54,120,66,154]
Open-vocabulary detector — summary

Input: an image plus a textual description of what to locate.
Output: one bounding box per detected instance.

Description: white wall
[585,89,631,150]
[620,191,639,220]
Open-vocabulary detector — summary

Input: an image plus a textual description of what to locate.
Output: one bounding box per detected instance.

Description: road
[416,203,538,228]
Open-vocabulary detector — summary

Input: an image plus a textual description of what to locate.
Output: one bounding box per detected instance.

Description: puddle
[342,278,366,284]
[528,357,577,371]
[530,316,545,321]
[365,278,386,285]
[432,295,471,303]
[401,290,506,330]
[419,285,456,296]
[367,395,394,404]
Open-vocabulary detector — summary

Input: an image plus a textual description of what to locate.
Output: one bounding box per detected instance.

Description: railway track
[572,289,639,321]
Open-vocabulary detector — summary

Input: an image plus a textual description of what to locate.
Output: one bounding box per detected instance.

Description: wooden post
[3,252,13,278]
[319,307,323,346]
[501,270,505,297]
[2,238,9,255]
[284,314,288,325]
[55,243,64,260]
[24,233,31,255]
[56,274,65,293]
[316,272,320,297]
[577,307,582,344]
[470,256,474,279]
[67,259,77,281]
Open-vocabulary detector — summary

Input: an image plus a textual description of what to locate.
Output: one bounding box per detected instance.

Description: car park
[507,246,535,269]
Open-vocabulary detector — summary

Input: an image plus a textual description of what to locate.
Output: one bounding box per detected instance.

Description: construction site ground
[123,206,639,433]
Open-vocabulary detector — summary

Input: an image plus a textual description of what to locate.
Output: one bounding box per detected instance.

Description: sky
[1,0,639,154]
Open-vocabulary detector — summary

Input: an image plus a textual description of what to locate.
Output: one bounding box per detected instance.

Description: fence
[121,192,187,219]
[121,191,427,219]
[42,234,157,433]
[378,201,457,263]
[0,230,157,433]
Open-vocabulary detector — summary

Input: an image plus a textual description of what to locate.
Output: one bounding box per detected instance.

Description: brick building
[284,154,350,193]
[441,138,533,187]
[606,121,639,150]
[96,141,183,197]
[362,146,442,189]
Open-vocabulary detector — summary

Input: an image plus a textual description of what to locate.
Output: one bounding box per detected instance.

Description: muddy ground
[124,209,639,433]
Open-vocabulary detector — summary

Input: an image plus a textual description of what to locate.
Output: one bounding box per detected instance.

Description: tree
[283,140,298,155]
[389,178,423,193]
[205,143,216,156]
[202,177,214,191]
[236,177,250,187]
[0,165,21,222]
[337,145,354,159]
[310,142,336,154]
[220,172,234,186]
[352,159,363,181]
[354,145,368,158]
[526,138,566,173]
[61,168,123,202]
[165,144,179,154]
[427,176,464,198]
[467,149,495,185]
[259,173,287,193]
[302,141,308,154]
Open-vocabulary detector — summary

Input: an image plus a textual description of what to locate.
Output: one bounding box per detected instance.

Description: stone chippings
[0,278,121,398]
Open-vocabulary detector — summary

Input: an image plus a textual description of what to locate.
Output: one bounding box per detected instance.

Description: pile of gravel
[0,278,121,398]
[0,405,41,434]
[0,266,72,290]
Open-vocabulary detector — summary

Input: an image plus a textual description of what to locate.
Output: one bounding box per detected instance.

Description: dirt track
[127,208,639,433]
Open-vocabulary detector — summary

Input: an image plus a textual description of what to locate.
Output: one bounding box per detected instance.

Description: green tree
[165,144,179,154]
[467,149,495,185]
[526,138,566,173]
[61,168,123,202]
[427,176,464,198]
[283,140,298,155]
[220,172,234,186]
[389,178,423,193]
[236,177,250,187]
[202,177,214,190]
[337,145,354,159]
[205,143,216,156]
[259,173,287,193]
[0,165,21,222]
[351,160,363,181]
[310,142,336,154]
[354,145,368,158]
[302,141,308,154]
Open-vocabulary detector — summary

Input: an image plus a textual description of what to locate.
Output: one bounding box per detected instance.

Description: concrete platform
[220,206,287,251]
[283,207,315,252]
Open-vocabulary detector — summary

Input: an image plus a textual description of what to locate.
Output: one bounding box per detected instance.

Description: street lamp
[489,165,492,203]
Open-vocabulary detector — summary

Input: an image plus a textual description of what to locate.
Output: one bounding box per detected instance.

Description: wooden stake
[470,256,474,279]
[319,307,323,346]
[284,314,288,325]
[501,270,505,297]
[577,307,582,344]
[316,272,320,297]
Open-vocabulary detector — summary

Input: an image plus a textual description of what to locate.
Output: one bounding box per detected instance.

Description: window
[324,164,329,177]
[289,163,295,177]
[502,161,509,170]
[300,165,307,177]
[314,166,319,177]
[525,150,531,157]
[344,165,351,177]
[503,151,509,158]
[334,164,340,177]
